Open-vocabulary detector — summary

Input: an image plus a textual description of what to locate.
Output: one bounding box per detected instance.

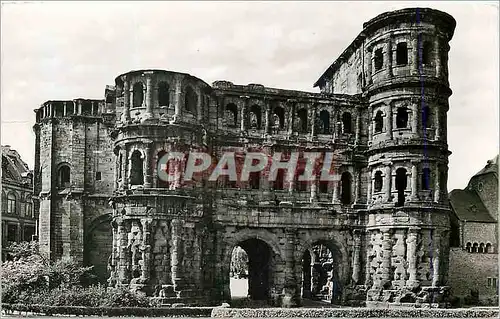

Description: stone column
[411,162,418,200]
[143,75,153,120]
[288,174,295,194]
[435,104,440,140]
[197,94,204,123]
[332,109,338,142]
[434,163,440,203]
[171,219,184,291]
[143,145,152,188]
[406,228,419,288]
[63,102,67,116]
[117,219,129,284]
[287,100,295,137]
[411,36,419,75]
[218,95,225,128]
[122,81,131,122]
[352,230,362,284]
[283,228,298,307]
[310,174,317,203]
[368,116,373,143]
[240,96,249,132]
[386,104,393,139]
[310,105,316,139]
[48,103,53,118]
[434,37,441,78]
[365,49,372,85]
[411,104,418,135]
[367,173,372,205]
[264,98,271,134]
[355,110,361,145]
[140,219,152,282]
[384,164,392,202]
[174,78,182,121]
[121,148,128,189]
[353,170,361,205]
[380,228,392,288]
[385,37,393,78]
[332,180,339,204]
[432,230,441,287]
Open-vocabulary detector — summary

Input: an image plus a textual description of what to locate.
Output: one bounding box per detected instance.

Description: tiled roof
[449,189,495,222]
[472,154,498,178]
[1,145,32,186]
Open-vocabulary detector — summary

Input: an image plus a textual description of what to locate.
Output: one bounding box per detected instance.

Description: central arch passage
[231,238,273,301]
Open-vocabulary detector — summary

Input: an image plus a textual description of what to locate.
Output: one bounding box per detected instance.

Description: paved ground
[230,277,248,298]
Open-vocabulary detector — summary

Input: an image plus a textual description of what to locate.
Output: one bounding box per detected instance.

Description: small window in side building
[7,224,17,243]
[493,278,497,288]
[396,42,408,65]
[96,172,102,181]
[488,278,492,287]
[374,48,383,71]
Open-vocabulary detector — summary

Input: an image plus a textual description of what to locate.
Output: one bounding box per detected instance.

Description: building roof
[472,154,498,178]
[449,189,495,223]
[1,145,32,187]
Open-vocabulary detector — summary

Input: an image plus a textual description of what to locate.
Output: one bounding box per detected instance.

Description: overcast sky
[1,1,498,190]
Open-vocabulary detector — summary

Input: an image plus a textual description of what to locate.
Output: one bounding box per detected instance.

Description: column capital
[408,226,421,233]
[380,227,392,234]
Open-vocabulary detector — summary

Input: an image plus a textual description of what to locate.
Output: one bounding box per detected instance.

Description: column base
[366,286,450,308]
[281,286,301,308]
[141,113,154,122]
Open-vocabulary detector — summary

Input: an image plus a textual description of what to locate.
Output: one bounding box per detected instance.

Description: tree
[230,246,248,277]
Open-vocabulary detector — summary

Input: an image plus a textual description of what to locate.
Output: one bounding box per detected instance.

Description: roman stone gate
[34,8,456,308]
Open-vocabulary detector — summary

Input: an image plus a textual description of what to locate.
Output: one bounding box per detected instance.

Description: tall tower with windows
[107,70,215,299]
[314,7,456,306]
[33,98,116,282]
[362,8,455,305]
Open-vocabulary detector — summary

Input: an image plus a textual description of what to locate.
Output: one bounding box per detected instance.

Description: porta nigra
[33,8,456,307]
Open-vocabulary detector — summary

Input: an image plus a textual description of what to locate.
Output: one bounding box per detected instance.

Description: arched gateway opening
[228,238,276,305]
[301,242,342,305]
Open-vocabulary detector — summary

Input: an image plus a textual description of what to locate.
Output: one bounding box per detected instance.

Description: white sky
[1,1,498,191]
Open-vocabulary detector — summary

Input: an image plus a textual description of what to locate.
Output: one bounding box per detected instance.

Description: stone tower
[33,98,116,281]
[314,7,456,305]
[106,70,215,301]
[361,8,455,305]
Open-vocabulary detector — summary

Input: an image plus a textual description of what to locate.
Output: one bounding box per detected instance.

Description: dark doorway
[229,239,273,304]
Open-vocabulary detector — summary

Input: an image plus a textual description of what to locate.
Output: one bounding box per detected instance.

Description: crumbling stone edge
[211,307,499,318]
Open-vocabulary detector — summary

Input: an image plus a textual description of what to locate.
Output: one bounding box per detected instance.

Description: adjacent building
[448,155,499,304]
[1,145,35,260]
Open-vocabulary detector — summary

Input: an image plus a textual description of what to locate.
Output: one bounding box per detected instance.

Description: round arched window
[477,182,484,192]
